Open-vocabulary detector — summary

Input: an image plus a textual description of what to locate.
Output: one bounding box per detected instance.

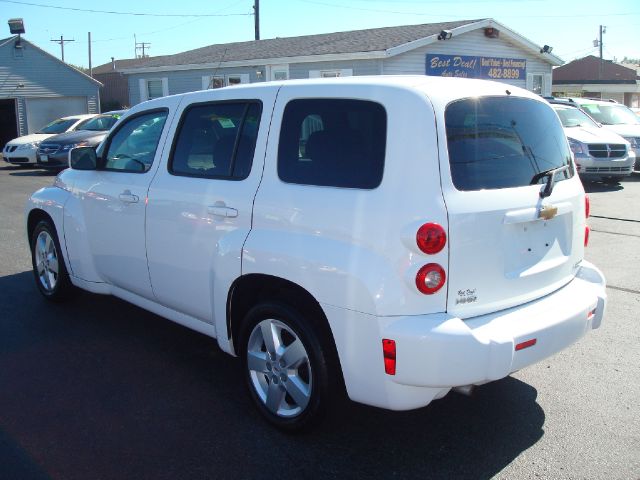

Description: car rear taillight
[584,225,590,247]
[382,339,396,375]
[585,195,590,247]
[416,223,446,254]
[416,263,446,295]
[585,195,590,218]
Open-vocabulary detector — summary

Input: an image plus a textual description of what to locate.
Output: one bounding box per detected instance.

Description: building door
[0,99,18,148]
[25,97,87,133]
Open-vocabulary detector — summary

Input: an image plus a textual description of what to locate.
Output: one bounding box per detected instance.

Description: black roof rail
[581,97,618,103]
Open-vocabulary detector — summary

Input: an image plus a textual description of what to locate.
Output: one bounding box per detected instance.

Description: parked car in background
[37,111,126,170]
[567,98,640,170]
[550,102,634,182]
[25,77,606,431]
[2,114,96,166]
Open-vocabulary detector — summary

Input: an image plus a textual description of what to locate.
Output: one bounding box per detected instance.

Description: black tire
[239,302,334,432]
[30,219,74,302]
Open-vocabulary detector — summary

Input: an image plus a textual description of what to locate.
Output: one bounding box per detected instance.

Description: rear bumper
[325,260,606,411]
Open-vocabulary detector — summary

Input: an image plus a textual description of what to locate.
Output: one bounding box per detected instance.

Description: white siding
[383,29,552,92]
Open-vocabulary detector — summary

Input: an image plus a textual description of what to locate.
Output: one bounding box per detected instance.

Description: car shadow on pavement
[1,164,57,176]
[582,179,624,193]
[0,271,544,480]
[9,170,58,177]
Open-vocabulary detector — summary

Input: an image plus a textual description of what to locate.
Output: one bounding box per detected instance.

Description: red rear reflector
[415,263,446,295]
[584,225,590,247]
[416,223,447,254]
[515,339,537,351]
[382,339,396,375]
[585,195,590,218]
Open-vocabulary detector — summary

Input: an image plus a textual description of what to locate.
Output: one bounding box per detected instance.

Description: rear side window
[278,99,386,189]
[446,97,573,191]
[170,101,261,179]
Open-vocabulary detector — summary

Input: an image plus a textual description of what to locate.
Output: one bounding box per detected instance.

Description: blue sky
[1,0,639,68]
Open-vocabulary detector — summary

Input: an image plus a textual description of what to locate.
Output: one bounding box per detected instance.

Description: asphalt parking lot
[0,163,639,480]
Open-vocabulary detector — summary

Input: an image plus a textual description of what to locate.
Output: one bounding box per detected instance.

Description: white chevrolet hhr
[25,76,607,431]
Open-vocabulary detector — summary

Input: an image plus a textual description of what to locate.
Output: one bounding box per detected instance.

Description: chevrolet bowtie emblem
[539,205,558,220]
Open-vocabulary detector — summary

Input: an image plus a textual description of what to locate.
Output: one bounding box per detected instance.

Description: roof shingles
[108,20,482,71]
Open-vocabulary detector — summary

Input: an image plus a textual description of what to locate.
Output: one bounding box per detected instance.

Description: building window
[531,74,543,95]
[147,80,164,100]
[268,64,289,81]
[309,69,353,79]
[202,74,249,90]
[139,78,168,102]
[209,76,225,89]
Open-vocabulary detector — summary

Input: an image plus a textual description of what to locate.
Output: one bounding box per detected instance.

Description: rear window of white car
[445,97,573,191]
[278,99,387,189]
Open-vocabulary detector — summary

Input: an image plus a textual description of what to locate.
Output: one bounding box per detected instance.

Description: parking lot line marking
[590,229,640,239]
[606,285,640,295]
[590,215,640,224]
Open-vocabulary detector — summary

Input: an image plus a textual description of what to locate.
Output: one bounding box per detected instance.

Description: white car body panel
[25,77,608,412]
[246,81,448,317]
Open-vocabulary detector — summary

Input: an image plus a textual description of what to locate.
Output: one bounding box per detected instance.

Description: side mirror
[69,146,98,170]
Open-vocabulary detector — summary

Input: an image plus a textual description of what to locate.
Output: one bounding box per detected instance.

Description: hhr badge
[539,204,558,220]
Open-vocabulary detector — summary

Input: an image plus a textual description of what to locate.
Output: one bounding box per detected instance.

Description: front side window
[170,101,261,179]
[580,104,640,126]
[103,110,168,172]
[554,106,599,128]
[445,97,573,191]
[278,99,387,189]
[79,114,122,132]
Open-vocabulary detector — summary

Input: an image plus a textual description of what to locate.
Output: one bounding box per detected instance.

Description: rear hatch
[441,96,586,319]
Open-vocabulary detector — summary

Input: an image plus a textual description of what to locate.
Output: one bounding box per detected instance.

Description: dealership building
[94,18,562,107]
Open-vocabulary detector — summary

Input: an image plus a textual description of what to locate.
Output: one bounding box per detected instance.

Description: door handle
[118,191,139,204]
[207,205,238,218]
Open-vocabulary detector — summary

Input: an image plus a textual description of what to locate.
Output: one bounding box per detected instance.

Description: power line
[0,0,253,17]
[297,0,639,18]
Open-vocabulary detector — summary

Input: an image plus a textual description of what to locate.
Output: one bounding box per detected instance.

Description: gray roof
[0,36,17,47]
[92,58,154,75]
[126,19,483,69]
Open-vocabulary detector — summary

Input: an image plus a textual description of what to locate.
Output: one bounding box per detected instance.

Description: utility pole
[135,40,151,58]
[50,35,74,62]
[88,32,92,77]
[254,0,260,41]
[599,25,606,79]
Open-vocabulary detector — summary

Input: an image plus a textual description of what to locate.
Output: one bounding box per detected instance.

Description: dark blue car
[37,111,126,169]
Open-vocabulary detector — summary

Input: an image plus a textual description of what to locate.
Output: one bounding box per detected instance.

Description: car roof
[59,114,96,121]
[567,97,620,106]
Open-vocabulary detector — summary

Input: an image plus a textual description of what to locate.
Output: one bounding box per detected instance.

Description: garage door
[26,97,88,133]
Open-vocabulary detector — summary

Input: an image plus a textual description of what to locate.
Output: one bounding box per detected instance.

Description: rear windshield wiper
[531,164,570,198]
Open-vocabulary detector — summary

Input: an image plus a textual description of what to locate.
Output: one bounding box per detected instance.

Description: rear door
[439,96,586,319]
[145,87,278,328]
